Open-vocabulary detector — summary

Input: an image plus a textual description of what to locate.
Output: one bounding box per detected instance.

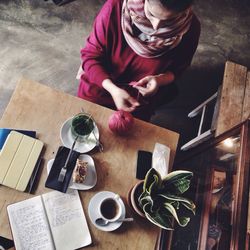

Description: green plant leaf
[163,170,193,182]
[163,202,190,227]
[156,194,180,209]
[138,190,149,207]
[143,203,174,230]
[182,202,196,215]
[140,195,153,208]
[178,217,190,227]
[162,170,193,194]
[159,194,196,214]
[148,174,159,196]
[137,169,195,229]
[143,168,161,193]
[138,190,149,200]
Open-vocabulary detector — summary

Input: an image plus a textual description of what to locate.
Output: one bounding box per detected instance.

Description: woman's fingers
[120,97,139,112]
[116,95,139,112]
[127,97,140,108]
[130,77,149,87]
[121,106,135,112]
[134,86,148,96]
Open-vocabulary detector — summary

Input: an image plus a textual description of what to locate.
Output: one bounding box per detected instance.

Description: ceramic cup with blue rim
[99,194,122,222]
[71,112,95,142]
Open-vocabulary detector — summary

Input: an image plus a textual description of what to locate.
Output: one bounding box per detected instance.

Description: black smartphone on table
[136,150,152,180]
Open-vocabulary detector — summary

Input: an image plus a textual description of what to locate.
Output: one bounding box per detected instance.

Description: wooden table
[0,77,179,249]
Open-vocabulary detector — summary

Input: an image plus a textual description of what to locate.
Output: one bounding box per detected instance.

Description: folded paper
[152,143,170,178]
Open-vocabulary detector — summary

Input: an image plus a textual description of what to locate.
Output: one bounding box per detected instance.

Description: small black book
[136,150,152,180]
[0,236,14,249]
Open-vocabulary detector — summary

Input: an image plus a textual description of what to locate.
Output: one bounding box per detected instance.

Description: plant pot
[128,181,145,218]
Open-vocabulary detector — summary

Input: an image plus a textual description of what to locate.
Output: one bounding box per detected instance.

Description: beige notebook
[0,131,43,191]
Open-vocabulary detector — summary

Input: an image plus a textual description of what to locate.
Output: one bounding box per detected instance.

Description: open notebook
[7,189,92,250]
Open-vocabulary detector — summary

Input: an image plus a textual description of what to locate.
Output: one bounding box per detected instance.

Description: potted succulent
[129,168,196,230]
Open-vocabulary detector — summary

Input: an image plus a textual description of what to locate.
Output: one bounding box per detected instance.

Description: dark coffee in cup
[100,198,119,220]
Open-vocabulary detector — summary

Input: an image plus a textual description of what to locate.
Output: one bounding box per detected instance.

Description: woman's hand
[132,72,175,97]
[111,87,140,112]
[132,75,159,97]
[102,79,139,112]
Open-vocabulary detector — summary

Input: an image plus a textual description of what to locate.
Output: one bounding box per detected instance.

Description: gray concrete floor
[0,0,250,148]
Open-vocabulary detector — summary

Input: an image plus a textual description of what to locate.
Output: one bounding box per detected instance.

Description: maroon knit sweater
[78,0,200,110]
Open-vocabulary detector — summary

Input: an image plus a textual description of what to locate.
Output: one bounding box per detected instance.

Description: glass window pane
[170,132,242,250]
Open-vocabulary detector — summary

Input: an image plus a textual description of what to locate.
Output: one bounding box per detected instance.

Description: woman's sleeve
[81,1,114,87]
[169,15,201,78]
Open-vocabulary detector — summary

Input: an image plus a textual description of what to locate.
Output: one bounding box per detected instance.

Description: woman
[78,0,200,121]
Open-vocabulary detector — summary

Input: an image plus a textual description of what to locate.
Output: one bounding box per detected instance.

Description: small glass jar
[71,112,95,141]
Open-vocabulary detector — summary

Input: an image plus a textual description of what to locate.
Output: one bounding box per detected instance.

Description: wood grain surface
[242,71,250,121]
[216,61,249,136]
[0,77,179,250]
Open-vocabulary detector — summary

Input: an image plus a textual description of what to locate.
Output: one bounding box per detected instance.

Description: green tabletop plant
[138,168,196,230]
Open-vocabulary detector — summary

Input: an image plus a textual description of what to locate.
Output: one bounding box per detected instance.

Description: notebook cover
[0,131,43,191]
[45,146,80,193]
[0,236,14,249]
[26,157,43,194]
[0,128,36,150]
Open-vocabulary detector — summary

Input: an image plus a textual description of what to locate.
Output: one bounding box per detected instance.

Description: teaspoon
[95,217,134,226]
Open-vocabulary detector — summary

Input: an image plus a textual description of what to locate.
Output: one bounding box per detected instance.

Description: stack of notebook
[0,129,43,192]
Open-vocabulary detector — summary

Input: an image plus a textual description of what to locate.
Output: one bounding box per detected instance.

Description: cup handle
[114,194,120,200]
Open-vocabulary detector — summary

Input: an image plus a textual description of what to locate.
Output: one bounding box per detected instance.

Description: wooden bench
[215,61,250,136]
[181,61,250,151]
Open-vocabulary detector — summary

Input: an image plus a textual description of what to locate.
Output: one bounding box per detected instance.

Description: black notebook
[0,236,14,250]
[136,150,152,180]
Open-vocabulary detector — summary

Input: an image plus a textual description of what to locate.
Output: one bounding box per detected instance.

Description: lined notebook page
[7,196,55,250]
[42,189,92,250]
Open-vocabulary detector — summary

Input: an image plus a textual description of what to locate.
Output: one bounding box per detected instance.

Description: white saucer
[88,191,126,232]
[60,117,99,153]
[47,154,97,190]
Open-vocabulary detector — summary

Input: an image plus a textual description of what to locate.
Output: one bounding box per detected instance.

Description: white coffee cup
[99,194,122,222]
